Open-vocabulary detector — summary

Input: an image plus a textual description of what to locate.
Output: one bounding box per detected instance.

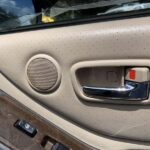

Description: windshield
[0,0,150,32]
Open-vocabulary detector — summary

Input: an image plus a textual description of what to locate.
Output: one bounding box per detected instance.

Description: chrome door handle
[83,81,149,101]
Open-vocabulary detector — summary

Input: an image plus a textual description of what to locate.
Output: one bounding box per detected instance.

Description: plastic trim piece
[71,59,150,105]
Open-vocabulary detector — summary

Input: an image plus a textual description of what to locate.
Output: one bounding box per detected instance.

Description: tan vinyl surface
[1,16,150,149]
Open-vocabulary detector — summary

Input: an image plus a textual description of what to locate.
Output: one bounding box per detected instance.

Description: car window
[0,0,150,33]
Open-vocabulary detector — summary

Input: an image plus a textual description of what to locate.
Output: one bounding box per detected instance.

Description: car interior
[1,0,150,150]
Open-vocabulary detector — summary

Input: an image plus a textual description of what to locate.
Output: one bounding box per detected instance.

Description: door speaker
[26,55,60,93]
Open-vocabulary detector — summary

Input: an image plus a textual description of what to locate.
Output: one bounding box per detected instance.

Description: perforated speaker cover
[27,57,59,93]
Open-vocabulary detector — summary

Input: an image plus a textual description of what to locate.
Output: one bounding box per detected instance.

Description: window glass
[0,0,150,32]
[0,0,34,30]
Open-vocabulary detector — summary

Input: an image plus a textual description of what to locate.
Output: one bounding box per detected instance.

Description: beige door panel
[1,16,150,149]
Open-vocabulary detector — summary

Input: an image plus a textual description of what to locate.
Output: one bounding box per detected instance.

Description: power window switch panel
[14,120,37,137]
[52,143,69,150]
[125,67,150,82]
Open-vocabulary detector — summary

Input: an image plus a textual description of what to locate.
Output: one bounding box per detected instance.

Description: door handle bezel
[71,59,150,104]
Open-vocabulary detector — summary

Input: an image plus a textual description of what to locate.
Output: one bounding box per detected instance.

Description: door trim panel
[0,73,150,149]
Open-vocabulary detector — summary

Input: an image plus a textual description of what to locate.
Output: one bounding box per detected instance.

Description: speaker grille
[27,58,58,92]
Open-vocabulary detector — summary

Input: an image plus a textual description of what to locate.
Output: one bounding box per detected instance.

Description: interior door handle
[83,81,149,101]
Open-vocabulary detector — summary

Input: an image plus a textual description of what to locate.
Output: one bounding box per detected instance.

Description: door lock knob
[125,67,150,83]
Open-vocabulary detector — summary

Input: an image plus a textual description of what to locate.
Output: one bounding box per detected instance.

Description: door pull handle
[83,81,149,101]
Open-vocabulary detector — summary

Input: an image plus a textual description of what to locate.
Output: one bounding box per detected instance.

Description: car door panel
[1,16,150,149]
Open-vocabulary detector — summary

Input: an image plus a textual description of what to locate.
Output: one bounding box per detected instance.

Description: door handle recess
[83,81,149,101]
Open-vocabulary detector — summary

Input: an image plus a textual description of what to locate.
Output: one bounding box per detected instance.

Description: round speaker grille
[27,58,58,93]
